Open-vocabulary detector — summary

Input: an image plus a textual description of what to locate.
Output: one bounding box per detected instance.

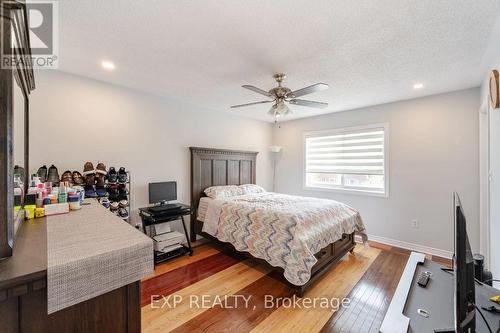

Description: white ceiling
[57,0,500,122]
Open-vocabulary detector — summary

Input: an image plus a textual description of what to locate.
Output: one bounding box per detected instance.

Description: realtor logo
[1,0,58,69]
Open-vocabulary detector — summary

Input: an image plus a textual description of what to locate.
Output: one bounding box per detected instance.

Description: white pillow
[239,184,266,195]
[204,185,243,199]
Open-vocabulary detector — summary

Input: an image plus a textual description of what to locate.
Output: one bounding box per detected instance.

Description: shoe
[107,167,117,183]
[96,185,107,197]
[107,184,119,201]
[14,165,25,182]
[47,165,60,185]
[37,165,47,183]
[118,167,128,183]
[72,171,84,185]
[61,170,73,184]
[95,162,107,186]
[83,161,94,176]
[119,199,128,208]
[84,185,97,198]
[110,201,119,211]
[118,207,129,219]
[118,185,128,201]
[100,198,110,209]
[83,162,95,186]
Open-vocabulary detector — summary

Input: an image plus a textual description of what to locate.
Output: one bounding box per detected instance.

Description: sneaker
[118,185,128,201]
[84,185,97,198]
[118,208,129,219]
[100,198,110,209]
[118,167,128,183]
[96,185,107,197]
[119,199,128,208]
[47,165,60,186]
[110,201,119,211]
[37,165,48,183]
[107,167,117,183]
[107,184,119,201]
[72,171,84,185]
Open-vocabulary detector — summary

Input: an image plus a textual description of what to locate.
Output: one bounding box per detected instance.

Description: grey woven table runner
[47,200,153,314]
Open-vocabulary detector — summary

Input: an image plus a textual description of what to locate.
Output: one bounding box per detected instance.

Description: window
[304,124,389,196]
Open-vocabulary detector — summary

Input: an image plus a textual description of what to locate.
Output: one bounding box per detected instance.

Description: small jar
[68,195,81,210]
[49,194,57,204]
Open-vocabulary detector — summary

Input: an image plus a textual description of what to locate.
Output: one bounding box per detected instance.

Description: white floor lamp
[269,146,282,192]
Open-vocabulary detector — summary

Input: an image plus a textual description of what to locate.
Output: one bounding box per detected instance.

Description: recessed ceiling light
[101,61,115,70]
[413,83,424,89]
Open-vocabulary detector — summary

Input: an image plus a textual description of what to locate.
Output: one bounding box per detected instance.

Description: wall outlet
[411,219,419,229]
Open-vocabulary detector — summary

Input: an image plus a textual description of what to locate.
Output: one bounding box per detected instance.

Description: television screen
[453,193,476,332]
[149,182,177,204]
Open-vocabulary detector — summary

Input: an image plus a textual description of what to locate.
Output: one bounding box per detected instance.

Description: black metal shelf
[139,204,192,265]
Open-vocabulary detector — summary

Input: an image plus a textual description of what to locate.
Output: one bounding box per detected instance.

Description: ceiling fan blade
[287,83,329,98]
[230,100,273,108]
[242,85,273,97]
[289,99,328,109]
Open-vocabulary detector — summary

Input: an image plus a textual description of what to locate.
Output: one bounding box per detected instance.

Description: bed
[190,147,366,296]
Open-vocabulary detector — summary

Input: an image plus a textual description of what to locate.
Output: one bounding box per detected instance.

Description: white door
[489,101,500,288]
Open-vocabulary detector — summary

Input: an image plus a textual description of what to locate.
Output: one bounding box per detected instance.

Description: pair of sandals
[60,171,84,185]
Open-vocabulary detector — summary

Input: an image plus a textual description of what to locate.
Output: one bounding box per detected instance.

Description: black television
[453,193,476,333]
[149,181,177,205]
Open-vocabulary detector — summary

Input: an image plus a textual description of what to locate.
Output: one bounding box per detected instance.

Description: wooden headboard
[190,147,258,239]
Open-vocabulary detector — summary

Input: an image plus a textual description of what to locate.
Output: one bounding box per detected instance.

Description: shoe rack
[106,171,131,222]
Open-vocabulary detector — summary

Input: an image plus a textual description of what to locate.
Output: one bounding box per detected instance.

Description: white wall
[30,70,274,231]
[28,71,483,259]
[274,89,480,255]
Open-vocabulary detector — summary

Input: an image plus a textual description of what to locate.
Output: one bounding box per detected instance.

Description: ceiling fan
[231,73,329,119]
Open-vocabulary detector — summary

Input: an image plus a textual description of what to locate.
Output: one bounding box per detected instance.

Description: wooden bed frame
[189,147,356,296]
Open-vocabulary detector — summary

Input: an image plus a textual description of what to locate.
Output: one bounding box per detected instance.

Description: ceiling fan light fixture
[268,102,290,118]
[275,102,289,116]
[232,74,329,120]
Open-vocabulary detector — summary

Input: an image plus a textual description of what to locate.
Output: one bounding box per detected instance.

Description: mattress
[200,192,366,286]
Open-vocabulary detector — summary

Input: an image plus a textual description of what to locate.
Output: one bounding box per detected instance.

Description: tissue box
[44,203,70,216]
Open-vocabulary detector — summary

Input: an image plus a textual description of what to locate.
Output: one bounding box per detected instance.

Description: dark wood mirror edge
[0,0,36,259]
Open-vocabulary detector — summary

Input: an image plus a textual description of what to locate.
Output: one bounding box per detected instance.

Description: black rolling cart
[139,204,193,265]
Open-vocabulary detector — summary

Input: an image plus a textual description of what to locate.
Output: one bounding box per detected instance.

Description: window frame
[302,123,390,198]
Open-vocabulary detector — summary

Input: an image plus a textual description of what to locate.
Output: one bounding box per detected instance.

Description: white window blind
[304,124,388,196]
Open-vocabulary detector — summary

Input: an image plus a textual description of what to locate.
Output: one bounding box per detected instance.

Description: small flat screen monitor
[149,182,177,205]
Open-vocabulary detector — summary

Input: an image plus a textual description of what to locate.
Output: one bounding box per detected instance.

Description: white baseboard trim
[355,234,453,259]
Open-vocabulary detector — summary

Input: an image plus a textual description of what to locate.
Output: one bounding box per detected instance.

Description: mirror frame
[0,0,35,259]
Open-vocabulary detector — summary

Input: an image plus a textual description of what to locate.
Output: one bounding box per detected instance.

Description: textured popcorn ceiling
[57,0,500,122]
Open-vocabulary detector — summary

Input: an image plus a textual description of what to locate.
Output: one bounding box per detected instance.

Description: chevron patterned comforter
[201,192,366,286]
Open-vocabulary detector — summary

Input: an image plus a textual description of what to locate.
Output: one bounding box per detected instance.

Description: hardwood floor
[141,241,452,333]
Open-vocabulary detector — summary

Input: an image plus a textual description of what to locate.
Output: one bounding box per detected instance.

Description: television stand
[139,204,192,265]
[381,252,500,332]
